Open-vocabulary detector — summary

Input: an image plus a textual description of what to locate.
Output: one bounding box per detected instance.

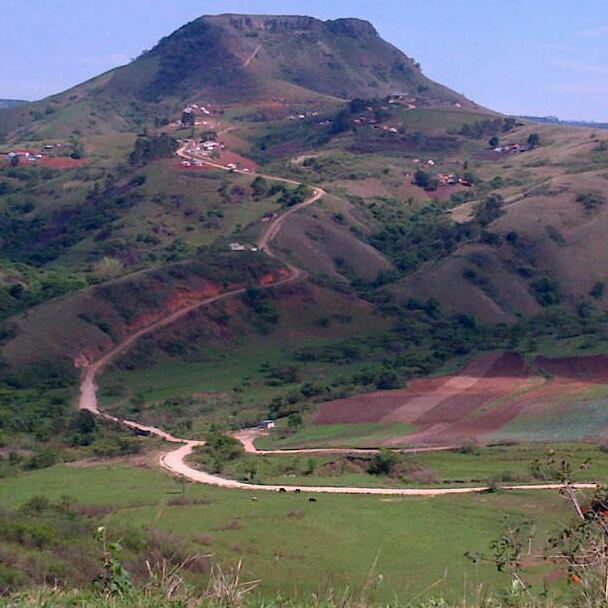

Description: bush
[128,133,177,166]
[368,449,398,475]
[590,281,605,300]
[474,195,504,226]
[530,277,562,307]
[26,448,59,470]
[196,430,244,473]
[576,191,605,211]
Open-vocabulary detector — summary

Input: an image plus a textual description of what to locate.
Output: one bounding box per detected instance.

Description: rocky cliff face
[204,14,378,37]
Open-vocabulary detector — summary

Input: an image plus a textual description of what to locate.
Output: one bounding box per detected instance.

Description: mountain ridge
[0,13,473,140]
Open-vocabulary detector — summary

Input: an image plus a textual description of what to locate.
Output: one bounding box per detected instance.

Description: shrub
[26,448,59,470]
[530,277,562,306]
[590,281,605,300]
[368,449,398,475]
[576,191,606,211]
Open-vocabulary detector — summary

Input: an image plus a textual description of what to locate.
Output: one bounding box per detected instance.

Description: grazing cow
[295,489,301,493]
[279,487,287,493]
[309,497,317,503]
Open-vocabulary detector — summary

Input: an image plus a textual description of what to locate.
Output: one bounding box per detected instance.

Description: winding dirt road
[77,144,598,497]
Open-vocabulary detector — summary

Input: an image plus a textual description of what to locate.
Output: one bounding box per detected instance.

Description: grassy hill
[0,14,474,141]
[3,12,608,606]
[0,99,27,109]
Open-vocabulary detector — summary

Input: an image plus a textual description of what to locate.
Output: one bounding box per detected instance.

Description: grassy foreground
[0,461,586,602]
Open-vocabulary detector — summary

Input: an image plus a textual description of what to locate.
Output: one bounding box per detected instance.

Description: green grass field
[0,462,582,601]
[398,108,494,132]
[255,422,417,449]
[98,285,389,435]
[192,441,608,489]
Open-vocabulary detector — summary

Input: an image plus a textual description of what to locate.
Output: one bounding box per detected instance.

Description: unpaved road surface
[232,428,458,456]
[77,145,598,497]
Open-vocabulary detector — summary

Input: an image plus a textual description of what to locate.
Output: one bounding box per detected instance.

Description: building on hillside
[259,419,276,430]
[437,173,458,186]
[229,242,246,251]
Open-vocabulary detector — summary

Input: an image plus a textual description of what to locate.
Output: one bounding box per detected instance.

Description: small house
[229,242,246,251]
[259,419,276,430]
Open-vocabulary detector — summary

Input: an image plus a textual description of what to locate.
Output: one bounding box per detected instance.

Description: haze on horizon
[0,0,606,122]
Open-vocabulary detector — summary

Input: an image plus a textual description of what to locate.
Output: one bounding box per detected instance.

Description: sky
[1,0,606,121]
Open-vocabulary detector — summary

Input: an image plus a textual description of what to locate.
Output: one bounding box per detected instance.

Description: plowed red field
[314,352,608,447]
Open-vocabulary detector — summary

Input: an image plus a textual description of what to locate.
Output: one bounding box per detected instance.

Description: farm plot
[302,353,608,449]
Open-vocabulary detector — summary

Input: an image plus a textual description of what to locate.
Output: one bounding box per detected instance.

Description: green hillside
[0,14,474,141]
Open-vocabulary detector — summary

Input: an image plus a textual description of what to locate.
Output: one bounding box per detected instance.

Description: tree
[590,281,605,300]
[502,117,516,132]
[251,176,267,197]
[463,171,477,185]
[368,449,398,475]
[329,108,352,134]
[414,169,437,191]
[9,283,24,299]
[475,194,504,226]
[287,412,303,431]
[375,370,400,390]
[489,136,500,148]
[181,110,195,127]
[527,132,540,147]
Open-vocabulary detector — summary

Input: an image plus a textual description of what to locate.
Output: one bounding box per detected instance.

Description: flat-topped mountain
[0,14,472,139]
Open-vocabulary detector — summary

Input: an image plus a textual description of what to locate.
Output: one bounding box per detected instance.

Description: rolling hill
[0,99,27,109]
[0,11,607,488]
[0,14,474,141]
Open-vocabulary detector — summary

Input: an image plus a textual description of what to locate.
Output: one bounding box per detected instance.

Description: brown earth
[314,352,608,447]
[536,355,608,382]
[316,352,532,426]
[40,157,85,169]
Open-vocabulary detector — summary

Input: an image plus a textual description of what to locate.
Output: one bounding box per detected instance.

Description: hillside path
[77,144,598,497]
[243,44,262,67]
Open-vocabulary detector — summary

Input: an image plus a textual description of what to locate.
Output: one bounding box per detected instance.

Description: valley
[1,10,608,606]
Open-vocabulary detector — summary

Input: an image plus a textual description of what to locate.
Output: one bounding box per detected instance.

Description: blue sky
[1,0,606,120]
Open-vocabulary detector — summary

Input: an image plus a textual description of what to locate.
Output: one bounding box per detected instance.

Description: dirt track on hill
[77,145,599,497]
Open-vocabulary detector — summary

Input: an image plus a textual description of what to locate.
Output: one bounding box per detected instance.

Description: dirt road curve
[77,146,598,497]
[232,428,459,456]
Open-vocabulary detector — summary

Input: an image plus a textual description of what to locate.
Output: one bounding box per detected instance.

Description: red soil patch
[259,268,289,286]
[315,352,608,447]
[113,283,222,338]
[536,355,608,383]
[315,352,542,446]
[216,149,258,172]
[39,157,85,169]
